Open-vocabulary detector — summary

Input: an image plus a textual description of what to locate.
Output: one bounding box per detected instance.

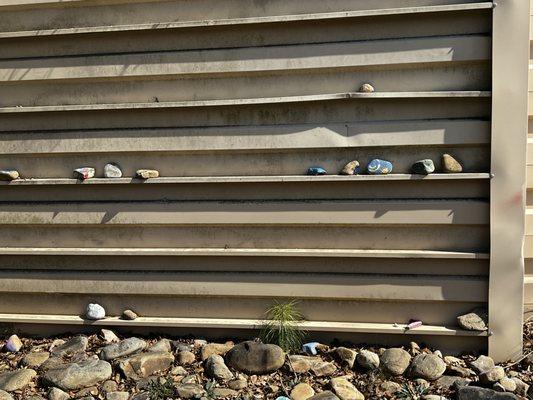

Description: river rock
[409,354,446,381]
[5,335,22,352]
[330,377,364,400]
[340,161,361,176]
[148,339,171,353]
[308,391,340,400]
[205,354,233,380]
[457,386,517,399]
[121,309,138,320]
[100,337,147,360]
[446,364,474,378]
[495,377,517,392]
[291,383,315,400]
[228,378,247,390]
[48,387,69,400]
[201,343,234,360]
[377,381,401,397]
[442,154,463,173]
[380,348,411,375]
[43,358,111,390]
[0,369,36,392]
[104,163,122,178]
[100,329,119,344]
[176,384,205,399]
[412,159,435,175]
[359,83,375,93]
[367,159,393,175]
[470,355,495,374]
[226,341,285,374]
[73,167,95,180]
[86,303,105,320]
[0,170,19,181]
[22,351,50,367]
[479,366,505,385]
[52,335,88,357]
[457,308,488,331]
[511,378,528,396]
[0,390,12,400]
[135,169,159,179]
[118,352,174,380]
[307,167,327,176]
[177,350,196,365]
[288,355,319,373]
[334,347,357,368]
[311,361,337,377]
[434,375,471,390]
[106,392,129,400]
[356,350,379,370]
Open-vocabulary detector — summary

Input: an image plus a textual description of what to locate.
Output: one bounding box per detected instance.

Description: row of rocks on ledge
[0,326,530,400]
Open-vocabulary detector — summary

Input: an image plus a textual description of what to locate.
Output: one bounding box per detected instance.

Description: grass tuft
[260,299,307,352]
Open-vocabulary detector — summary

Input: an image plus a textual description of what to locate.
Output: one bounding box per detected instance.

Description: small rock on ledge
[86,303,106,320]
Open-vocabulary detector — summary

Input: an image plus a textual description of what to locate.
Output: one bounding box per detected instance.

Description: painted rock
[302,342,321,356]
[442,154,463,173]
[307,167,327,176]
[340,160,361,175]
[73,167,95,180]
[135,169,159,179]
[367,159,393,175]
[86,303,106,320]
[0,170,19,181]
[5,335,22,353]
[104,163,122,178]
[359,83,375,93]
[411,159,435,175]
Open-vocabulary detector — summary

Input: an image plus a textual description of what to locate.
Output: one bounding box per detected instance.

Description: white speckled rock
[104,163,122,178]
[86,303,106,320]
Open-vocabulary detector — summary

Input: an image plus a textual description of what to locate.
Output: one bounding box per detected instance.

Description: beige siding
[526,2,533,312]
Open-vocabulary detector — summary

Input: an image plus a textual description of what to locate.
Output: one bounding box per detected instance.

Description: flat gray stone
[51,335,88,357]
[457,386,517,399]
[205,354,233,380]
[100,337,147,361]
[330,377,364,400]
[48,387,69,400]
[226,341,285,374]
[0,391,12,400]
[118,351,174,380]
[307,391,340,400]
[106,392,129,400]
[479,367,505,385]
[43,357,112,390]
[175,384,205,399]
[356,350,379,370]
[0,369,36,392]
[457,308,488,331]
[22,351,50,367]
[334,347,356,369]
[470,355,495,374]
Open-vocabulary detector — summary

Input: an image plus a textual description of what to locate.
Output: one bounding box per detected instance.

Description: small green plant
[395,382,429,400]
[204,379,217,399]
[260,300,307,352]
[146,378,176,400]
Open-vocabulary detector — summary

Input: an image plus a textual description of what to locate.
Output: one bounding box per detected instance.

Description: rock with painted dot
[367,159,393,175]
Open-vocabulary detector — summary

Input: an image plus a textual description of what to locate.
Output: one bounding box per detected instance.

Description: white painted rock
[86,303,106,320]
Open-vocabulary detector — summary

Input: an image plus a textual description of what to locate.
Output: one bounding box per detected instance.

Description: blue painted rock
[411,159,435,175]
[302,342,321,356]
[340,160,361,175]
[367,159,393,175]
[307,167,327,176]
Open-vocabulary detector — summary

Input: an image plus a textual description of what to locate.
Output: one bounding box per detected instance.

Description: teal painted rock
[307,167,327,176]
[340,160,361,175]
[367,159,393,175]
[411,159,435,175]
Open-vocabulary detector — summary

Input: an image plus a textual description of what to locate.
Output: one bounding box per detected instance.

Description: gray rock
[178,350,196,365]
[0,391,12,400]
[409,354,446,381]
[511,378,528,396]
[201,342,234,361]
[423,396,449,400]
[22,351,50,367]
[457,386,517,399]
[43,357,112,390]
[73,167,95,180]
[131,393,150,400]
[106,392,129,400]
[356,350,379,370]
[104,163,122,178]
[205,354,233,380]
[121,309,138,320]
[102,380,118,393]
[330,377,364,400]
[377,381,401,397]
[434,375,471,390]
[307,391,340,400]
[148,339,171,353]
[136,169,159,179]
[0,170,19,181]
[52,335,88,357]
[446,364,474,378]
[334,347,357,369]
[212,388,239,399]
[228,378,247,390]
[470,355,495,374]
[288,355,319,373]
[171,366,187,375]
[380,348,411,376]
[100,329,119,344]
[100,337,147,361]
[0,369,36,392]
[457,308,488,331]
[176,384,205,399]
[118,351,174,380]
[48,387,69,400]
[311,361,337,377]
[442,154,463,173]
[494,377,517,393]
[479,367,506,386]
[226,341,285,374]
[86,303,105,320]
[5,335,22,352]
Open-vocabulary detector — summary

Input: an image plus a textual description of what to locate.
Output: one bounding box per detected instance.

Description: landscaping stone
[307,167,327,176]
[0,390,12,400]
[85,303,105,320]
[212,388,239,398]
[22,351,50,367]
[228,378,247,390]
[43,358,111,390]
[0,170,18,181]
[205,354,233,380]
[104,163,122,178]
[5,335,22,352]
[175,384,205,399]
[457,386,517,399]
[100,337,147,361]
[147,339,171,353]
[367,159,393,175]
[377,381,401,397]
[101,380,118,393]
[135,169,159,179]
[356,350,379,370]
[288,355,318,373]
[412,159,435,175]
[409,354,446,381]
[442,154,463,173]
[446,364,474,378]
[334,347,357,369]
[330,377,364,400]
[171,366,187,375]
[494,376,517,392]
[511,377,528,396]
[118,352,174,380]
[359,83,375,93]
[470,355,495,374]
[100,329,119,344]
[177,350,196,365]
[201,342,234,360]
[311,361,337,377]
[106,392,129,400]
[434,375,471,390]
[73,167,95,180]
[340,161,361,176]
[226,341,285,374]
[479,366,506,385]
[48,387,69,400]
[52,336,88,357]
[457,308,488,331]
[121,309,138,320]
[291,383,315,400]
[0,369,36,392]
[307,391,340,400]
[380,348,411,376]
